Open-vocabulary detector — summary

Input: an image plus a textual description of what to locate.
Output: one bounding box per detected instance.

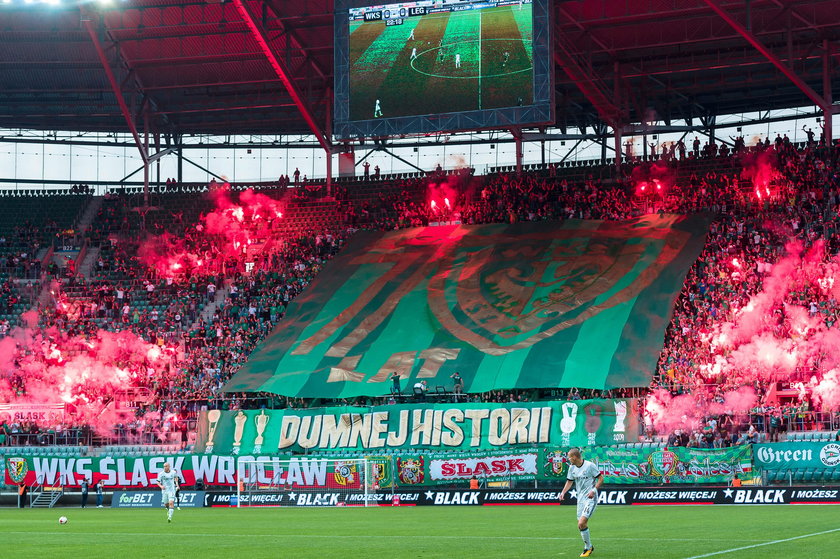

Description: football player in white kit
[559,448,603,557]
[157,462,179,523]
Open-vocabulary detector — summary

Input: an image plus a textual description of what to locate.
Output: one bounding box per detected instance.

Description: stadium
[1,0,839,557]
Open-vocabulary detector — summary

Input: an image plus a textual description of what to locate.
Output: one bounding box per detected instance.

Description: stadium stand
[2,140,840,457]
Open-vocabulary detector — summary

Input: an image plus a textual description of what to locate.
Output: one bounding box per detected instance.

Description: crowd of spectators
[0,224,45,280]
[2,135,840,446]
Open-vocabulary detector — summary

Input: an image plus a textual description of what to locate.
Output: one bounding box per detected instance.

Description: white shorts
[577,497,597,519]
[161,490,175,504]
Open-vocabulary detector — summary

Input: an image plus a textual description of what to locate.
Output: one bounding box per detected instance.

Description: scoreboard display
[334,0,553,139]
[356,4,426,22]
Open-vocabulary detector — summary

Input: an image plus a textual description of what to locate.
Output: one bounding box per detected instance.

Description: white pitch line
[684,527,840,558]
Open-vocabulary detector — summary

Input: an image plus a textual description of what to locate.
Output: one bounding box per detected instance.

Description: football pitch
[349,5,533,120]
[2,505,838,558]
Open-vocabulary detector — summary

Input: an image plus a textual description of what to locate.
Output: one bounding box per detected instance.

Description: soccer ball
[58,516,68,525]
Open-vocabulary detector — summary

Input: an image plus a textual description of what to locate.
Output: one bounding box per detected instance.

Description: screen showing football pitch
[334,0,552,138]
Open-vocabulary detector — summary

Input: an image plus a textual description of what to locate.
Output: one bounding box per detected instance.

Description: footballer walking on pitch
[157,462,179,522]
[559,448,603,557]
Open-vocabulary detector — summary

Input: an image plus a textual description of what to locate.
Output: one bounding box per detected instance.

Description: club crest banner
[224,216,710,397]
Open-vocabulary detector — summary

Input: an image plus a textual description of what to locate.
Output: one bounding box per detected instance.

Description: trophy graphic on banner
[560,402,578,446]
[204,409,222,454]
[253,411,269,454]
[584,404,601,446]
[613,400,628,441]
[232,410,247,455]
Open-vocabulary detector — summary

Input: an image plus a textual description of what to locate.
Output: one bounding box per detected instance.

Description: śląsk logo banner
[543,450,568,478]
[333,461,359,486]
[429,452,538,481]
[6,457,28,484]
[647,449,679,477]
[397,457,424,485]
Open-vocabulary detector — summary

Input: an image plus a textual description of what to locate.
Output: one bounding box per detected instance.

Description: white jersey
[567,460,600,497]
[158,470,178,493]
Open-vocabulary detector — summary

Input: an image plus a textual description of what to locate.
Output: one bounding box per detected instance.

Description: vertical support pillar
[512,128,523,173]
[823,40,834,148]
[143,112,150,208]
[612,61,623,171]
[601,134,607,164]
[325,87,333,197]
[177,147,183,184]
[614,126,622,170]
[154,132,161,193]
[326,151,333,198]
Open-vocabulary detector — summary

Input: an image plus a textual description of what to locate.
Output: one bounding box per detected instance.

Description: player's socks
[167,508,173,521]
[580,528,591,549]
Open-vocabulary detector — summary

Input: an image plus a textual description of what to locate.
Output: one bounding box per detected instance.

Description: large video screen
[334,0,552,139]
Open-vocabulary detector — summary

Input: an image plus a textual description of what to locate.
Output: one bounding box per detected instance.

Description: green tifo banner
[224,216,711,397]
[194,399,639,454]
[754,442,840,470]
[539,445,753,485]
[381,446,753,486]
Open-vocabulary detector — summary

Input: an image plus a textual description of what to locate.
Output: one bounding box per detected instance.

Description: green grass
[2,505,839,558]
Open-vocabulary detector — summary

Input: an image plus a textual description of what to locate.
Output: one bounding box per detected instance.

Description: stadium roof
[0,0,837,138]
